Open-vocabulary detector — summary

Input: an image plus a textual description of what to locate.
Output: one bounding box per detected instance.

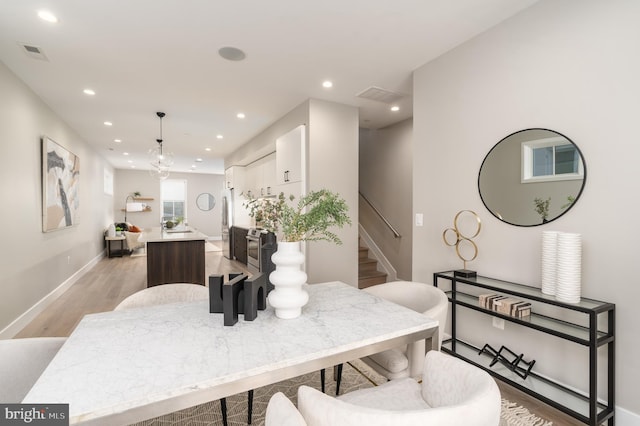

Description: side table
[105,235,126,258]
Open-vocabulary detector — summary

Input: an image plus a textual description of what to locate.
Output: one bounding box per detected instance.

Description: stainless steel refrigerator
[221,189,234,259]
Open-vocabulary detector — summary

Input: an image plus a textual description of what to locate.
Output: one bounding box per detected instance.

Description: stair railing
[359,191,401,238]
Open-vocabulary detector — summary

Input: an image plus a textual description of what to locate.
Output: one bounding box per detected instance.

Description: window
[161,179,187,222]
[521,137,583,183]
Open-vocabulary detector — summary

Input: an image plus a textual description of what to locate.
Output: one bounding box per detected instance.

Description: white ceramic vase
[268,241,309,319]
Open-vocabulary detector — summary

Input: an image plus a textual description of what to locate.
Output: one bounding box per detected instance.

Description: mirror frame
[478,128,587,227]
[196,193,216,211]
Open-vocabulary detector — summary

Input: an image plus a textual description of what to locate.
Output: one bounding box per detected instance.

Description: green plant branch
[244,190,351,243]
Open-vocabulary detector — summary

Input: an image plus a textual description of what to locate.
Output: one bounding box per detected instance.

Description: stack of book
[478,294,531,318]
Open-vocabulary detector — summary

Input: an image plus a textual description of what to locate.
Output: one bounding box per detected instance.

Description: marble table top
[24,281,438,425]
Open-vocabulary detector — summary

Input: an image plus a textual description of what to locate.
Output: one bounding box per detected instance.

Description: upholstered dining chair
[361,280,449,380]
[0,337,67,402]
[113,282,210,310]
[266,350,501,426]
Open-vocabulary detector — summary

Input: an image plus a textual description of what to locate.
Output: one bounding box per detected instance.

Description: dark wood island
[140,227,207,287]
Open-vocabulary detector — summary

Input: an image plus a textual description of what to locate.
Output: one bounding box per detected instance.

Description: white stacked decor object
[556,232,582,304]
[541,231,559,295]
[107,223,116,237]
[268,241,309,319]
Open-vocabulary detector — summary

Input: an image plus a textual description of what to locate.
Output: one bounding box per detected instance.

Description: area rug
[132,359,552,426]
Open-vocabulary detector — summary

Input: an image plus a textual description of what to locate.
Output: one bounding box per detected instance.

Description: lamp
[148,111,173,180]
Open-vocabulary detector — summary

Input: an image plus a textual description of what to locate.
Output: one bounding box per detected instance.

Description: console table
[434,271,615,426]
[105,235,126,258]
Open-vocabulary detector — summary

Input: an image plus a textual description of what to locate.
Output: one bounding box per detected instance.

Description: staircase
[358,243,387,289]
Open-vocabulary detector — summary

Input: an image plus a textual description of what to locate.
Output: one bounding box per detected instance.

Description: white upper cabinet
[276,125,305,185]
[224,165,245,191]
[260,153,277,197]
[244,163,259,198]
[244,153,277,198]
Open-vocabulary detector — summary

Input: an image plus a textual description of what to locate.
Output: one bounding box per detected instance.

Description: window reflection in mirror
[478,129,586,227]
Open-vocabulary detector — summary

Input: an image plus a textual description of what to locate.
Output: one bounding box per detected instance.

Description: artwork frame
[42,136,80,232]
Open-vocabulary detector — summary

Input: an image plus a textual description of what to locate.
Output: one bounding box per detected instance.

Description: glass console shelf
[434,271,615,426]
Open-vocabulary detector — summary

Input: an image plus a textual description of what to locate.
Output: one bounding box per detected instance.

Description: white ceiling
[0,0,538,175]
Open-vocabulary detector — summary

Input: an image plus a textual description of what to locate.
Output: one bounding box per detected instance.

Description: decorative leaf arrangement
[243,190,351,243]
[533,197,551,222]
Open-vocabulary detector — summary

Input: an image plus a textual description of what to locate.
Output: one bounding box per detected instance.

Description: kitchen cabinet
[245,153,277,198]
[258,153,276,197]
[276,125,304,185]
[244,163,259,198]
[225,166,245,191]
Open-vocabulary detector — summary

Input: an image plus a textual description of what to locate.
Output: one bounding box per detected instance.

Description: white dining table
[24,281,439,425]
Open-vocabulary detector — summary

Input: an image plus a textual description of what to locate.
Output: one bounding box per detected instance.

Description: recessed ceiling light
[37,10,58,23]
[322,80,333,89]
[216,134,223,139]
[123,152,129,156]
[131,165,136,169]
[127,160,133,163]
[114,139,121,143]
[83,89,95,96]
[237,113,245,119]
[205,147,212,152]
[390,106,400,112]
[195,158,203,162]
[218,46,246,61]
[104,121,113,126]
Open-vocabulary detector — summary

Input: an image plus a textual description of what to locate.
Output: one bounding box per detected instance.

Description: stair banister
[358,191,401,238]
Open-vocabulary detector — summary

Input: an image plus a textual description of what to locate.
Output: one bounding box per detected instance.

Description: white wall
[307,99,359,287]
[0,61,112,335]
[359,119,413,280]
[413,0,639,419]
[114,170,223,237]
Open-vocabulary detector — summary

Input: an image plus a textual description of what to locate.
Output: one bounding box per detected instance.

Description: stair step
[358,271,387,289]
[358,258,379,273]
[358,247,370,259]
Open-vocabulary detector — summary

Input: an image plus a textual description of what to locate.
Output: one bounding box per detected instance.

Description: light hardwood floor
[15,247,582,425]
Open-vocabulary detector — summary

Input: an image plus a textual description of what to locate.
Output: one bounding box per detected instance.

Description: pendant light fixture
[148,111,173,180]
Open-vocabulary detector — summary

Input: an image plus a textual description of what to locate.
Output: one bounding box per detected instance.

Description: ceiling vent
[356,86,404,104]
[18,43,49,61]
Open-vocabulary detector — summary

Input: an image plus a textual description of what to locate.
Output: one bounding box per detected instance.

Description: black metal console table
[434,271,615,426]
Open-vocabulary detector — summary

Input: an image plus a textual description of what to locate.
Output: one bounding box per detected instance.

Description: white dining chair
[114,283,209,310]
[361,280,449,379]
[267,351,501,426]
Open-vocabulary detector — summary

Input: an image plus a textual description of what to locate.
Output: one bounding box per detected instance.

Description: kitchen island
[139,227,207,287]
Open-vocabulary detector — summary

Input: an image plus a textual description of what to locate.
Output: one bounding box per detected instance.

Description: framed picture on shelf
[42,136,80,232]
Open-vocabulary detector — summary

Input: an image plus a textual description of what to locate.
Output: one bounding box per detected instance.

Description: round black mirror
[478,128,586,227]
[196,193,215,211]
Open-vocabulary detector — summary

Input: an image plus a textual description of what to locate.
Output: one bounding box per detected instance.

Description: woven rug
[132,359,552,426]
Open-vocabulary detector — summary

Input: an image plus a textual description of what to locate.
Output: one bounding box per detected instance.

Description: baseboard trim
[616,406,640,426]
[0,251,105,339]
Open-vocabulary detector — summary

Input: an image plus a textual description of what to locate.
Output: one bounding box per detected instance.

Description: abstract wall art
[42,136,80,232]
